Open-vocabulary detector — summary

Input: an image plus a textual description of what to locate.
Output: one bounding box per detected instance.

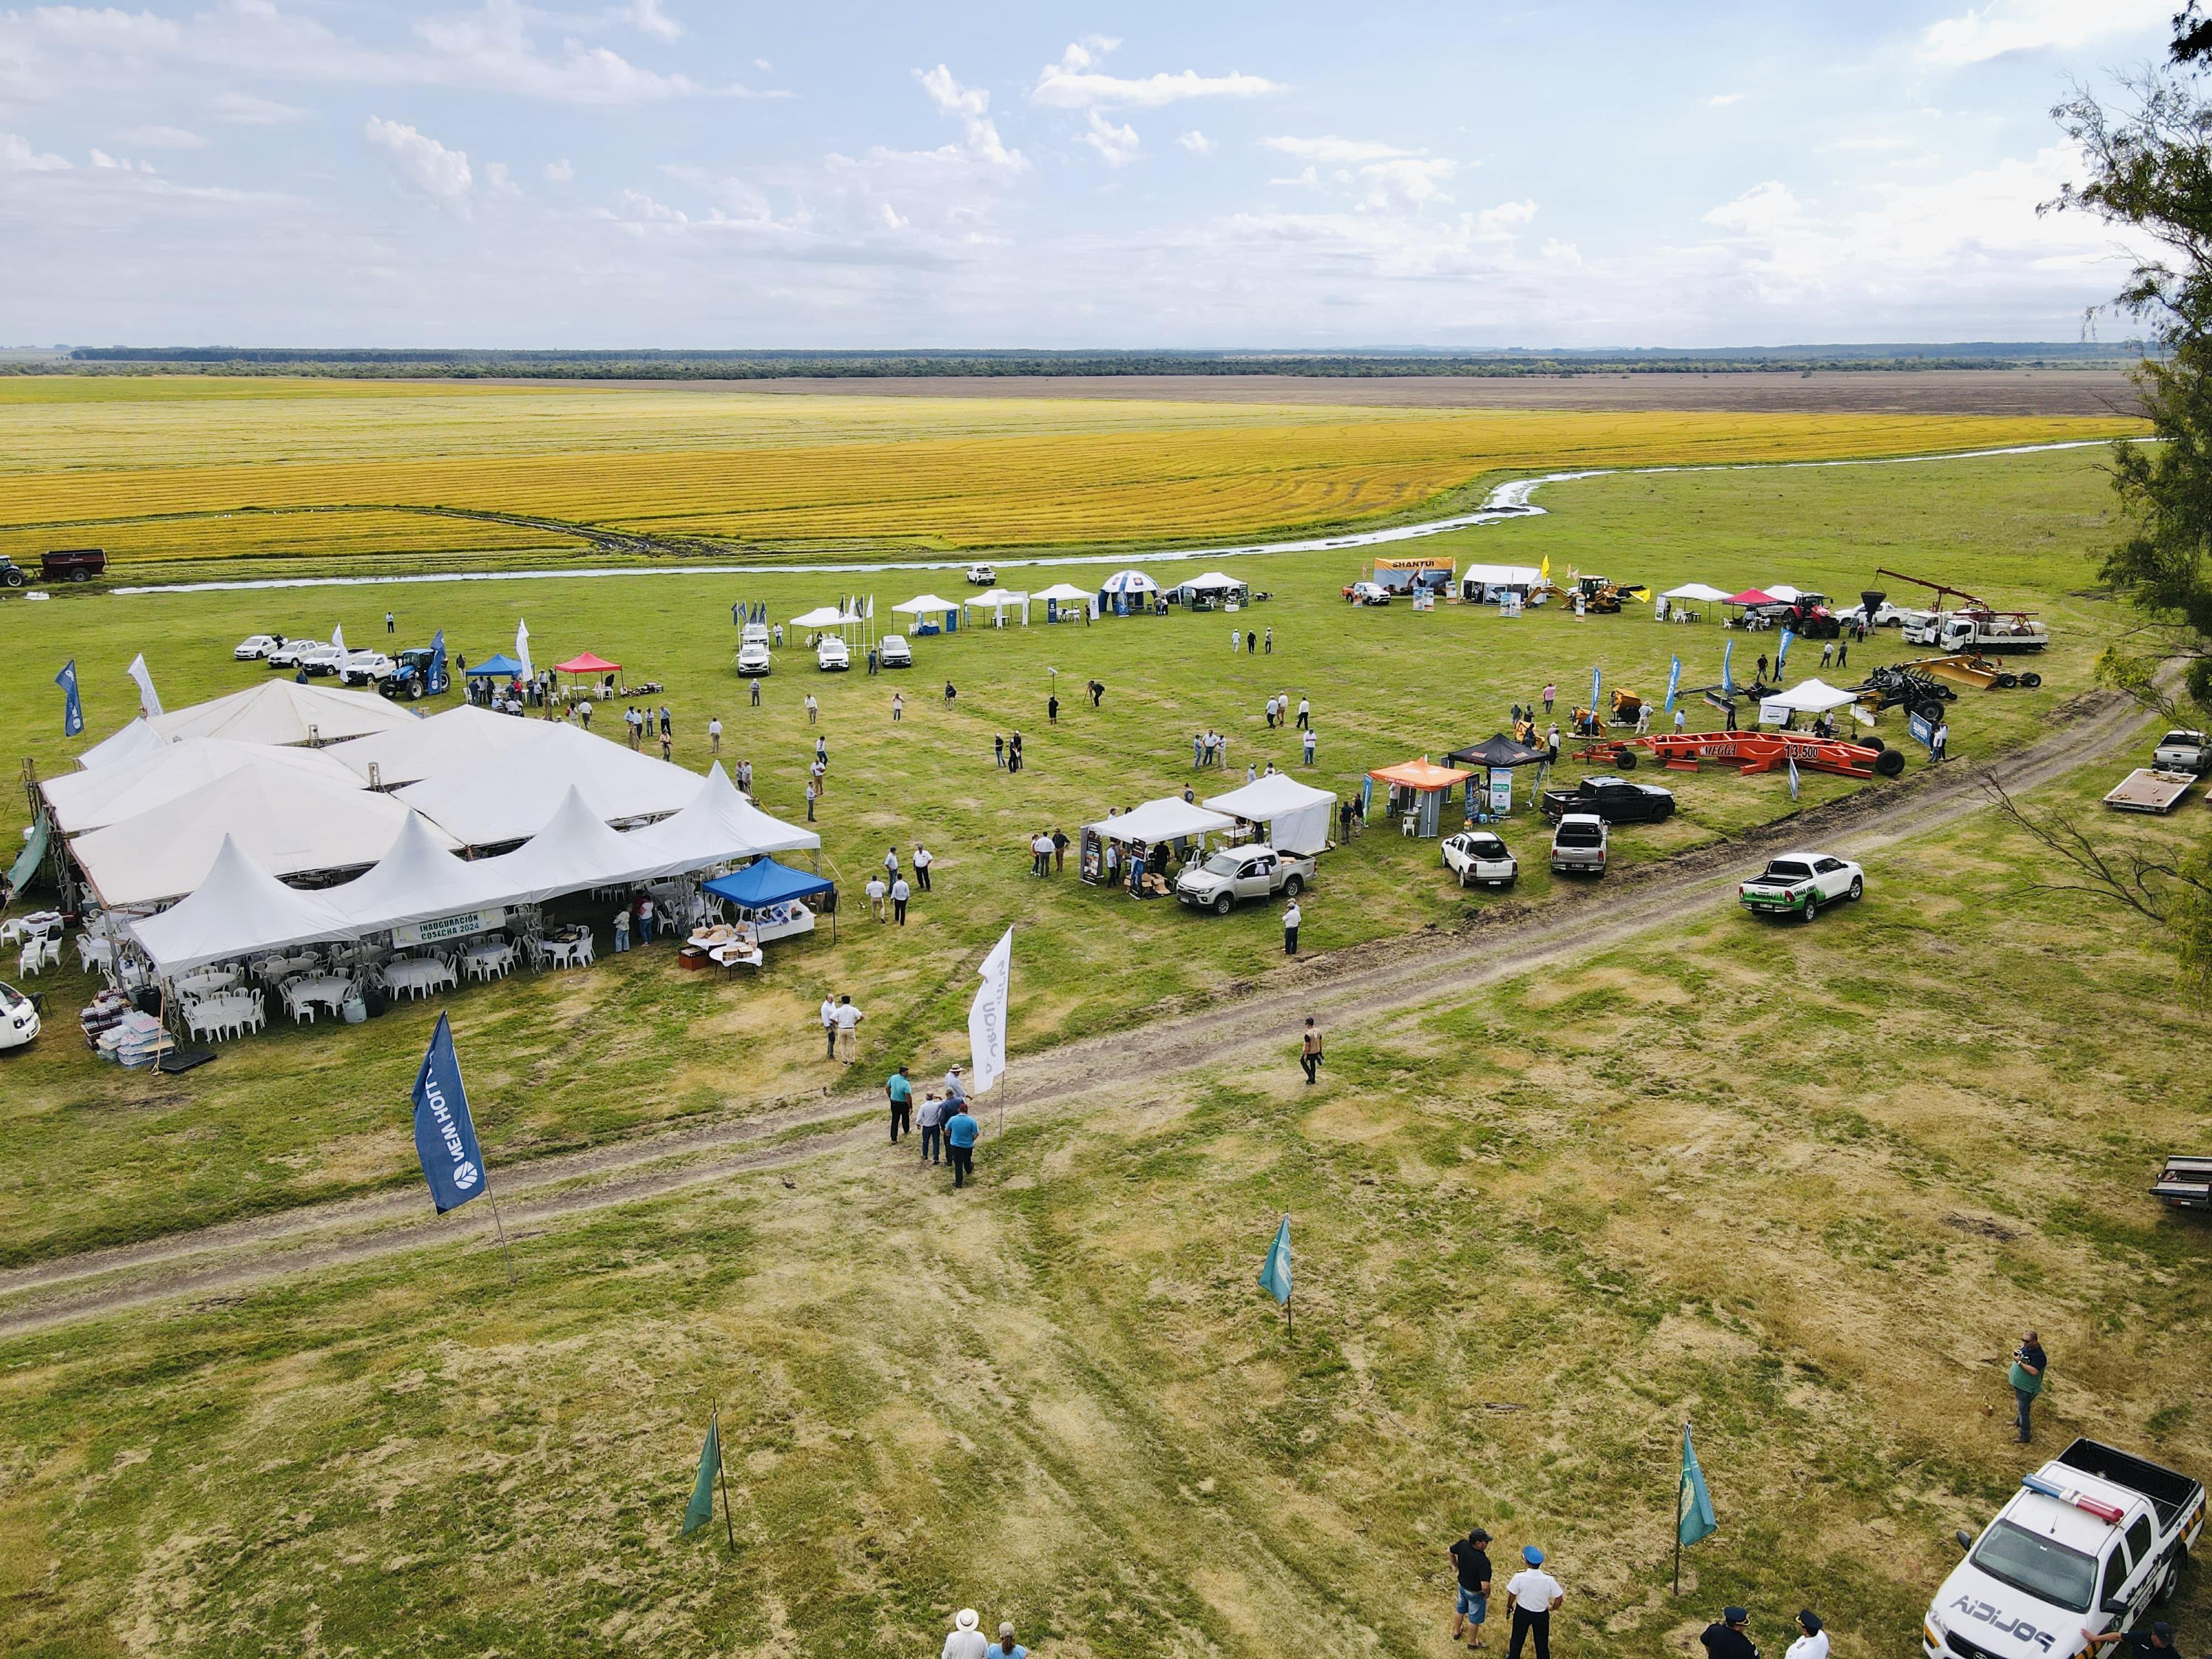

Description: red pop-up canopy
[1723,589,1777,607]
[553,651,622,675]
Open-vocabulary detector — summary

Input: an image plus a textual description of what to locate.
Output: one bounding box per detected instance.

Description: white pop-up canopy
[394,723,700,846]
[969,588,1024,606]
[75,718,169,772]
[1461,563,1543,587]
[891,593,961,615]
[1759,677,1860,717]
[1765,585,1808,603]
[1098,570,1157,595]
[150,680,421,747]
[790,605,855,629]
[1203,774,1335,855]
[126,835,358,976]
[327,811,509,936]
[43,736,366,835]
[1086,796,1234,843]
[1661,582,1733,603]
[72,761,458,909]
[324,703,558,789]
[1032,582,1094,603]
[619,763,821,875]
[1181,571,1244,592]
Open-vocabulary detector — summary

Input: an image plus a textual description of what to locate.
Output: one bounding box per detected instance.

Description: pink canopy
[553,651,622,675]
[1724,589,1777,607]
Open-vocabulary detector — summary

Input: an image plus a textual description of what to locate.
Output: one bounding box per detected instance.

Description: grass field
[0,376,2140,576]
[0,446,2137,1264]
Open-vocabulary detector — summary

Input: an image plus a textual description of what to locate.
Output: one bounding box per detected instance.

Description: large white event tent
[150,680,420,746]
[1087,796,1234,843]
[127,836,358,976]
[324,703,557,789]
[393,723,701,846]
[75,718,169,771]
[72,763,460,909]
[1661,583,1733,604]
[1758,677,1860,724]
[620,763,820,871]
[43,737,366,835]
[326,811,511,937]
[1203,775,1335,855]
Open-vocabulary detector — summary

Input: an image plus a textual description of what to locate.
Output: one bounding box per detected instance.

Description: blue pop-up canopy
[703,858,835,909]
[466,653,525,678]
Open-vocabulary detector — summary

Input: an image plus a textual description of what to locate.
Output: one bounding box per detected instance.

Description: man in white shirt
[913,844,933,890]
[820,995,838,1061]
[707,716,722,754]
[833,995,863,1062]
[1283,899,1302,956]
[941,1609,988,1659]
[865,875,888,921]
[1786,1609,1828,1659]
[1297,696,1310,730]
[891,875,911,925]
[1505,1546,1563,1659]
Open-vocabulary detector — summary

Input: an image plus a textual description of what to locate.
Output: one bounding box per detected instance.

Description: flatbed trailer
[2104,768,2197,815]
[1568,732,1902,780]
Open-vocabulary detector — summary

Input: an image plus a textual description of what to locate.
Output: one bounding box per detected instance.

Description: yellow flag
[1540,555,1551,584]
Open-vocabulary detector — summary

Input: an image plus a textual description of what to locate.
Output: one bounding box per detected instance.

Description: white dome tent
[1097,570,1158,615]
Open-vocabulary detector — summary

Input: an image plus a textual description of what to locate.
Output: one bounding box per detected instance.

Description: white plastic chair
[37,937,62,971]
[18,943,42,977]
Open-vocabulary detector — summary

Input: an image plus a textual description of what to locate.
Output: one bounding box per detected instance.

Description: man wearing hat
[1448,1526,1494,1648]
[1700,1606,1758,1659]
[941,1609,988,1659]
[1786,1610,1828,1659]
[2085,1620,2180,1654]
[1504,1545,1563,1659]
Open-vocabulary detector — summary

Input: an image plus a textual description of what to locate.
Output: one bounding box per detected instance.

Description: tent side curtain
[703,858,836,909]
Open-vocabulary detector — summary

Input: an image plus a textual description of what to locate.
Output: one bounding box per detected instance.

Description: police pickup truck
[1925,1439,2203,1659]
[1174,844,1313,915]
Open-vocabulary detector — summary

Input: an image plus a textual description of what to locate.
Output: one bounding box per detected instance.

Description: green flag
[1259,1216,1292,1306]
[1678,1421,1717,1547]
[682,1413,721,1538]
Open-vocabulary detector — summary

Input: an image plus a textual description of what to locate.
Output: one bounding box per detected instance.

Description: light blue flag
[1679,1421,1717,1546]
[1589,664,1601,713]
[1663,655,1682,713]
[1776,628,1794,678]
[1721,640,1734,695]
[1259,1216,1292,1306]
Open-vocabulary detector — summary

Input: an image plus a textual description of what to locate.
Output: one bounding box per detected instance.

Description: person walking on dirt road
[886,1066,912,1143]
[945,1101,980,1187]
[1300,1016,1323,1085]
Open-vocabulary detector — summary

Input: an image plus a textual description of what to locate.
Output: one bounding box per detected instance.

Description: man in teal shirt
[945,1103,980,1187]
[886,1066,912,1144]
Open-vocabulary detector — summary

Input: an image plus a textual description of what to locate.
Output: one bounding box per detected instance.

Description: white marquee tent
[44,737,367,835]
[324,703,557,790]
[1203,775,1335,855]
[1086,796,1234,844]
[791,605,857,629]
[394,723,701,846]
[1765,585,1808,604]
[127,835,358,975]
[1661,583,1733,603]
[72,761,459,909]
[75,718,169,772]
[150,680,421,747]
[1032,582,1094,604]
[325,811,508,936]
[1460,563,1545,600]
[460,785,671,904]
[619,763,821,873]
[1758,677,1861,724]
[891,593,961,617]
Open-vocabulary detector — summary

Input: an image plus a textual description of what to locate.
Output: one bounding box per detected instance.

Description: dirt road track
[0,685,2148,1338]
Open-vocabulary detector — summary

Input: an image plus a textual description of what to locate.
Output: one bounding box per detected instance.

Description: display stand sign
[1489,771,1514,816]
[1499,592,1524,618]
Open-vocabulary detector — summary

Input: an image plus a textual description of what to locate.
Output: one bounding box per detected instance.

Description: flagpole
[713,1399,736,1551]
[1673,1417,1687,1595]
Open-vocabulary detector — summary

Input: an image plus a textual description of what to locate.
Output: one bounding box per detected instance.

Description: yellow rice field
[0,377,2142,567]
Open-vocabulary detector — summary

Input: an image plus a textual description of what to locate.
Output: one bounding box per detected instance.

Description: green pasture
[0,446,2140,1260]
[4,750,2209,1658]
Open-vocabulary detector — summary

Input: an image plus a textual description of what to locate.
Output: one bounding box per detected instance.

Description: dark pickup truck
[1539,775,1677,825]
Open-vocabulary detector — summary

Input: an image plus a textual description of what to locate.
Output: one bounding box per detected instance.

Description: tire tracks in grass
[0,683,2149,1338]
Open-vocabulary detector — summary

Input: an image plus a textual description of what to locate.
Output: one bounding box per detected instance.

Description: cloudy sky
[0,0,2182,347]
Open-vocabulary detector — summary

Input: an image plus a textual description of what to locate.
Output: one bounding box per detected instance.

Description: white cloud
[628,0,681,41]
[211,92,306,126]
[1358,156,1455,210]
[364,116,473,217]
[1081,109,1141,168]
[914,65,1025,171]
[1919,0,2169,65]
[1703,179,1804,235]
[1477,198,1538,234]
[484,160,521,197]
[1032,38,1281,108]
[619,187,685,222]
[1828,135,1912,152]
[118,125,208,150]
[544,158,575,182]
[414,7,702,103]
[1269,165,1321,189]
[1177,130,1214,155]
[3,132,72,171]
[1262,135,1421,164]
[754,57,772,71]
[1709,92,1744,107]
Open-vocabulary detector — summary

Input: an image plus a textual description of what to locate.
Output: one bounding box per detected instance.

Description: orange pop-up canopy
[553,652,622,675]
[1366,758,1473,792]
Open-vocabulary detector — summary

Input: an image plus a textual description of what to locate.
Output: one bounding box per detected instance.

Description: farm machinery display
[1568,729,1906,780]
[1874,565,2049,654]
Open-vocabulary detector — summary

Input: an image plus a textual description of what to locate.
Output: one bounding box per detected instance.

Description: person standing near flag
[945,1099,980,1187]
[1448,1526,1493,1649]
[1505,1546,1562,1659]
[1699,1608,1757,1659]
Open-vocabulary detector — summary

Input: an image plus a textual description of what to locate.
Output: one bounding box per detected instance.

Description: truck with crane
[1874,567,2049,654]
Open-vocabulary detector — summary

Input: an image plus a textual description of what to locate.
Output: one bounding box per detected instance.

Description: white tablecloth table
[462,941,517,982]
[257,953,320,983]
[382,958,457,999]
[176,969,239,999]
[283,974,353,1022]
[541,931,594,968]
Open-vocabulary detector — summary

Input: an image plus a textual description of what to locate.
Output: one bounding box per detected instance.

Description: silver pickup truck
[1174,844,1314,915]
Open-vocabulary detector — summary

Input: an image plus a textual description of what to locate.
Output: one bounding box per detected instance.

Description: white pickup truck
[1902,609,2049,655]
[1924,1439,2203,1659]
[1174,844,1313,914]
[2152,730,2211,776]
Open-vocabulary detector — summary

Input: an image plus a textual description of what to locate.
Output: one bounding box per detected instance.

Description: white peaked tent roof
[327,811,509,935]
[394,723,701,846]
[1204,774,1334,821]
[1182,571,1243,591]
[1461,563,1543,586]
[150,680,421,746]
[1098,570,1157,593]
[324,703,559,789]
[1032,582,1094,603]
[969,588,1024,606]
[72,761,460,909]
[620,763,822,875]
[1087,796,1234,843]
[1765,585,1807,603]
[76,717,169,771]
[1661,582,1733,603]
[791,605,854,628]
[463,785,667,904]
[127,835,358,975]
[1763,677,1860,713]
[44,735,367,834]
[892,593,960,614]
